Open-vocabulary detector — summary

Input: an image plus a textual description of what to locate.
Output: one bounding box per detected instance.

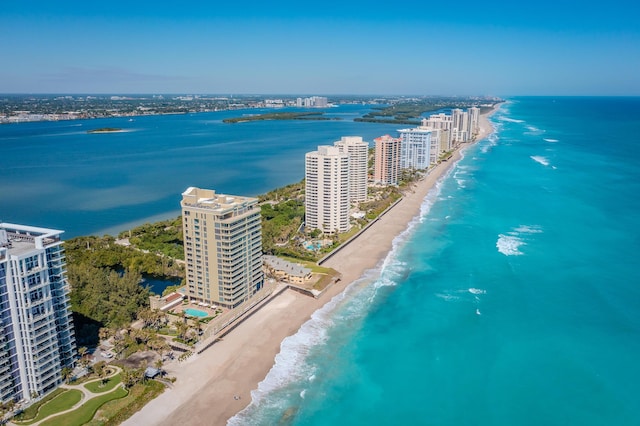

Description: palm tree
[78,346,87,358]
[154,357,164,375]
[193,317,201,336]
[98,327,111,342]
[61,366,73,384]
[94,361,107,385]
[156,340,170,361]
[175,321,189,342]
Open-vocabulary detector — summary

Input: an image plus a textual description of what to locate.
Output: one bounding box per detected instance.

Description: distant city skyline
[2,0,638,96]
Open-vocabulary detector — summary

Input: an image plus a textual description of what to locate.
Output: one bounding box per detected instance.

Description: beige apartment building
[374,135,401,185]
[181,187,263,308]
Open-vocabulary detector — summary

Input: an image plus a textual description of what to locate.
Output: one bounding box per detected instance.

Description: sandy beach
[123,108,497,426]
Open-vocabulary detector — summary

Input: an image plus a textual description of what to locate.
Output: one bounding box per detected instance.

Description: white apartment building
[374,135,402,185]
[181,187,263,309]
[305,145,350,234]
[451,108,470,143]
[398,127,433,170]
[0,224,76,405]
[334,136,368,203]
[426,128,443,163]
[302,96,329,108]
[422,113,454,149]
[422,107,480,146]
[469,106,480,136]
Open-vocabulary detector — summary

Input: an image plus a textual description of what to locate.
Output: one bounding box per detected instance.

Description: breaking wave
[530,155,550,166]
[497,225,543,256]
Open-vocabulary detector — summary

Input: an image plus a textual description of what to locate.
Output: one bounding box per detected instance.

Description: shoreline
[122,106,499,426]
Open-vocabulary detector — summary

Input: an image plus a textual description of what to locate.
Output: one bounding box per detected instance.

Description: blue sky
[2,1,638,96]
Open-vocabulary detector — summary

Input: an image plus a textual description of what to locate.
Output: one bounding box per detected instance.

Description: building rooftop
[264,255,311,278]
[181,187,257,213]
[0,223,63,257]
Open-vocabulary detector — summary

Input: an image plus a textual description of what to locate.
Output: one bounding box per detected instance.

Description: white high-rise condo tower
[334,136,369,203]
[305,145,350,234]
[469,107,480,136]
[398,127,433,170]
[0,223,76,405]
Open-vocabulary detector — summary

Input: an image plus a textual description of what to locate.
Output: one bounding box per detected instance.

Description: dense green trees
[65,225,185,336]
[65,234,182,277]
[261,200,304,249]
[118,217,184,260]
[68,264,149,328]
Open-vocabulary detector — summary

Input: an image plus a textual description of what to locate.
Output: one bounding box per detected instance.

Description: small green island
[87,127,124,133]
[223,111,341,123]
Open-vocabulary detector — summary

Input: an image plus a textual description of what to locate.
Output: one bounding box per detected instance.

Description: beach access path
[122,109,497,426]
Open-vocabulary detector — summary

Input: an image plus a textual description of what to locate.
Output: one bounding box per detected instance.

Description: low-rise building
[263,255,312,285]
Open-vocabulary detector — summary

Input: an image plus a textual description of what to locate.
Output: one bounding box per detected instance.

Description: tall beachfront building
[398,127,433,170]
[422,113,453,151]
[426,128,443,164]
[451,108,470,143]
[334,136,368,203]
[181,187,263,309]
[374,135,401,185]
[469,106,480,136]
[0,224,76,405]
[305,145,350,234]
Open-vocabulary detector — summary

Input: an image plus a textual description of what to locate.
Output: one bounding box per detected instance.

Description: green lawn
[84,374,122,393]
[14,389,83,425]
[85,380,165,426]
[40,386,128,426]
[12,388,65,423]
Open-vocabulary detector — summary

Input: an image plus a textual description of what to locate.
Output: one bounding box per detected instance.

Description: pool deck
[171,301,225,318]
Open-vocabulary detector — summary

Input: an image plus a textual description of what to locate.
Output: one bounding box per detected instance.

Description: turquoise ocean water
[229,97,640,426]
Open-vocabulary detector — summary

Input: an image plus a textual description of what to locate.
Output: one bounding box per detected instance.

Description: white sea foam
[497,234,525,256]
[499,116,525,123]
[468,288,486,295]
[436,293,459,301]
[514,225,543,234]
[525,125,544,134]
[530,156,550,166]
[497,225,543,256]
[480,132,499,153]
[543,138,559,143]
[300,389,306,399]
[476,309,482,315]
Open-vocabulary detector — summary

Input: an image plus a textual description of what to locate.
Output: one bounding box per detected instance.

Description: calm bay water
[230,97,640,426]
[0,105,399,237]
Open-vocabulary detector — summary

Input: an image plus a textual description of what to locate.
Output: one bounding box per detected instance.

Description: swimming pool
[304,241,322,250]
[184,308,208,318]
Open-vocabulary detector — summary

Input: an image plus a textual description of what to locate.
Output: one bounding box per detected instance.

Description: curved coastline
[122,106,500,426]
